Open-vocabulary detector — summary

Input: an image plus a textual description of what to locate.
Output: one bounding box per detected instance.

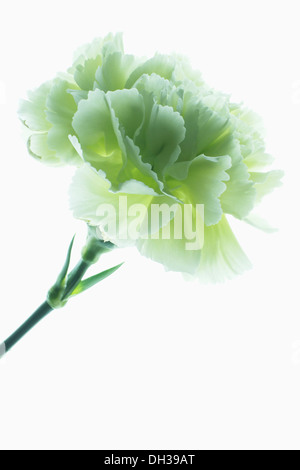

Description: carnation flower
[19,33,283,282]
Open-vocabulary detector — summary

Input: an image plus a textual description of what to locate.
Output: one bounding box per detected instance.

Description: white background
[0,0,299,451]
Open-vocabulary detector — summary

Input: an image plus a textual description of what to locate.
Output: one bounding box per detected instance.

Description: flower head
[19,33,283,282]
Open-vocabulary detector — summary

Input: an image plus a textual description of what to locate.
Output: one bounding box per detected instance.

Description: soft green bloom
[19,33,283,282]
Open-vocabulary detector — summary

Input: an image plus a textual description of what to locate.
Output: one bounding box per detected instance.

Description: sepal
[47,236,75,309]
[71,263,124,297]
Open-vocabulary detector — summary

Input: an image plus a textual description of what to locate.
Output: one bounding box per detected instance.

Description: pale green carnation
[19,33,283,282]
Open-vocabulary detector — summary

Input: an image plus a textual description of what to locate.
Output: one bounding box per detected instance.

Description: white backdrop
[0,0,299,451]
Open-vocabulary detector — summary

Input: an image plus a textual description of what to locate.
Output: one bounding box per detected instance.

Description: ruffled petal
[250,170,284,203]
[220,158,256,219]
[244,150,274,171]
[74,57,102,91]
[119,136,165,194]
[166,154,232,226]
[19,82,52,131]
[244,213,278,233]
[125,54,176,88]
[196,215,252,283]
[134,100,186,176]
[137,214,251,282]
[27,133,60,166]
[71,33,125,91]
[70,163,176,245]
[46,79,82,165]
[178,92,232,161]
[171,54,205,87]
[95,52,138,92]
[67,89,89,105]
[72,88,167,193]
[20,34,283,283]
[106,88,144,139]
[204,132,257,220]
[134,73,183,111]
[136,205,203,275]
[72,89,124,183]
[70,33,123,72]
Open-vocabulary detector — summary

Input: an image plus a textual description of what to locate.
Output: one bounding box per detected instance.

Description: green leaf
[47,236,75,309]
[71,263,124,297]
[56,235,75,286]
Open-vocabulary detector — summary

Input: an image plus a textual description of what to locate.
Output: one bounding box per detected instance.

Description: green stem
[0,228,117,358]
[1,259,93,356]
[3,302,53,353]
